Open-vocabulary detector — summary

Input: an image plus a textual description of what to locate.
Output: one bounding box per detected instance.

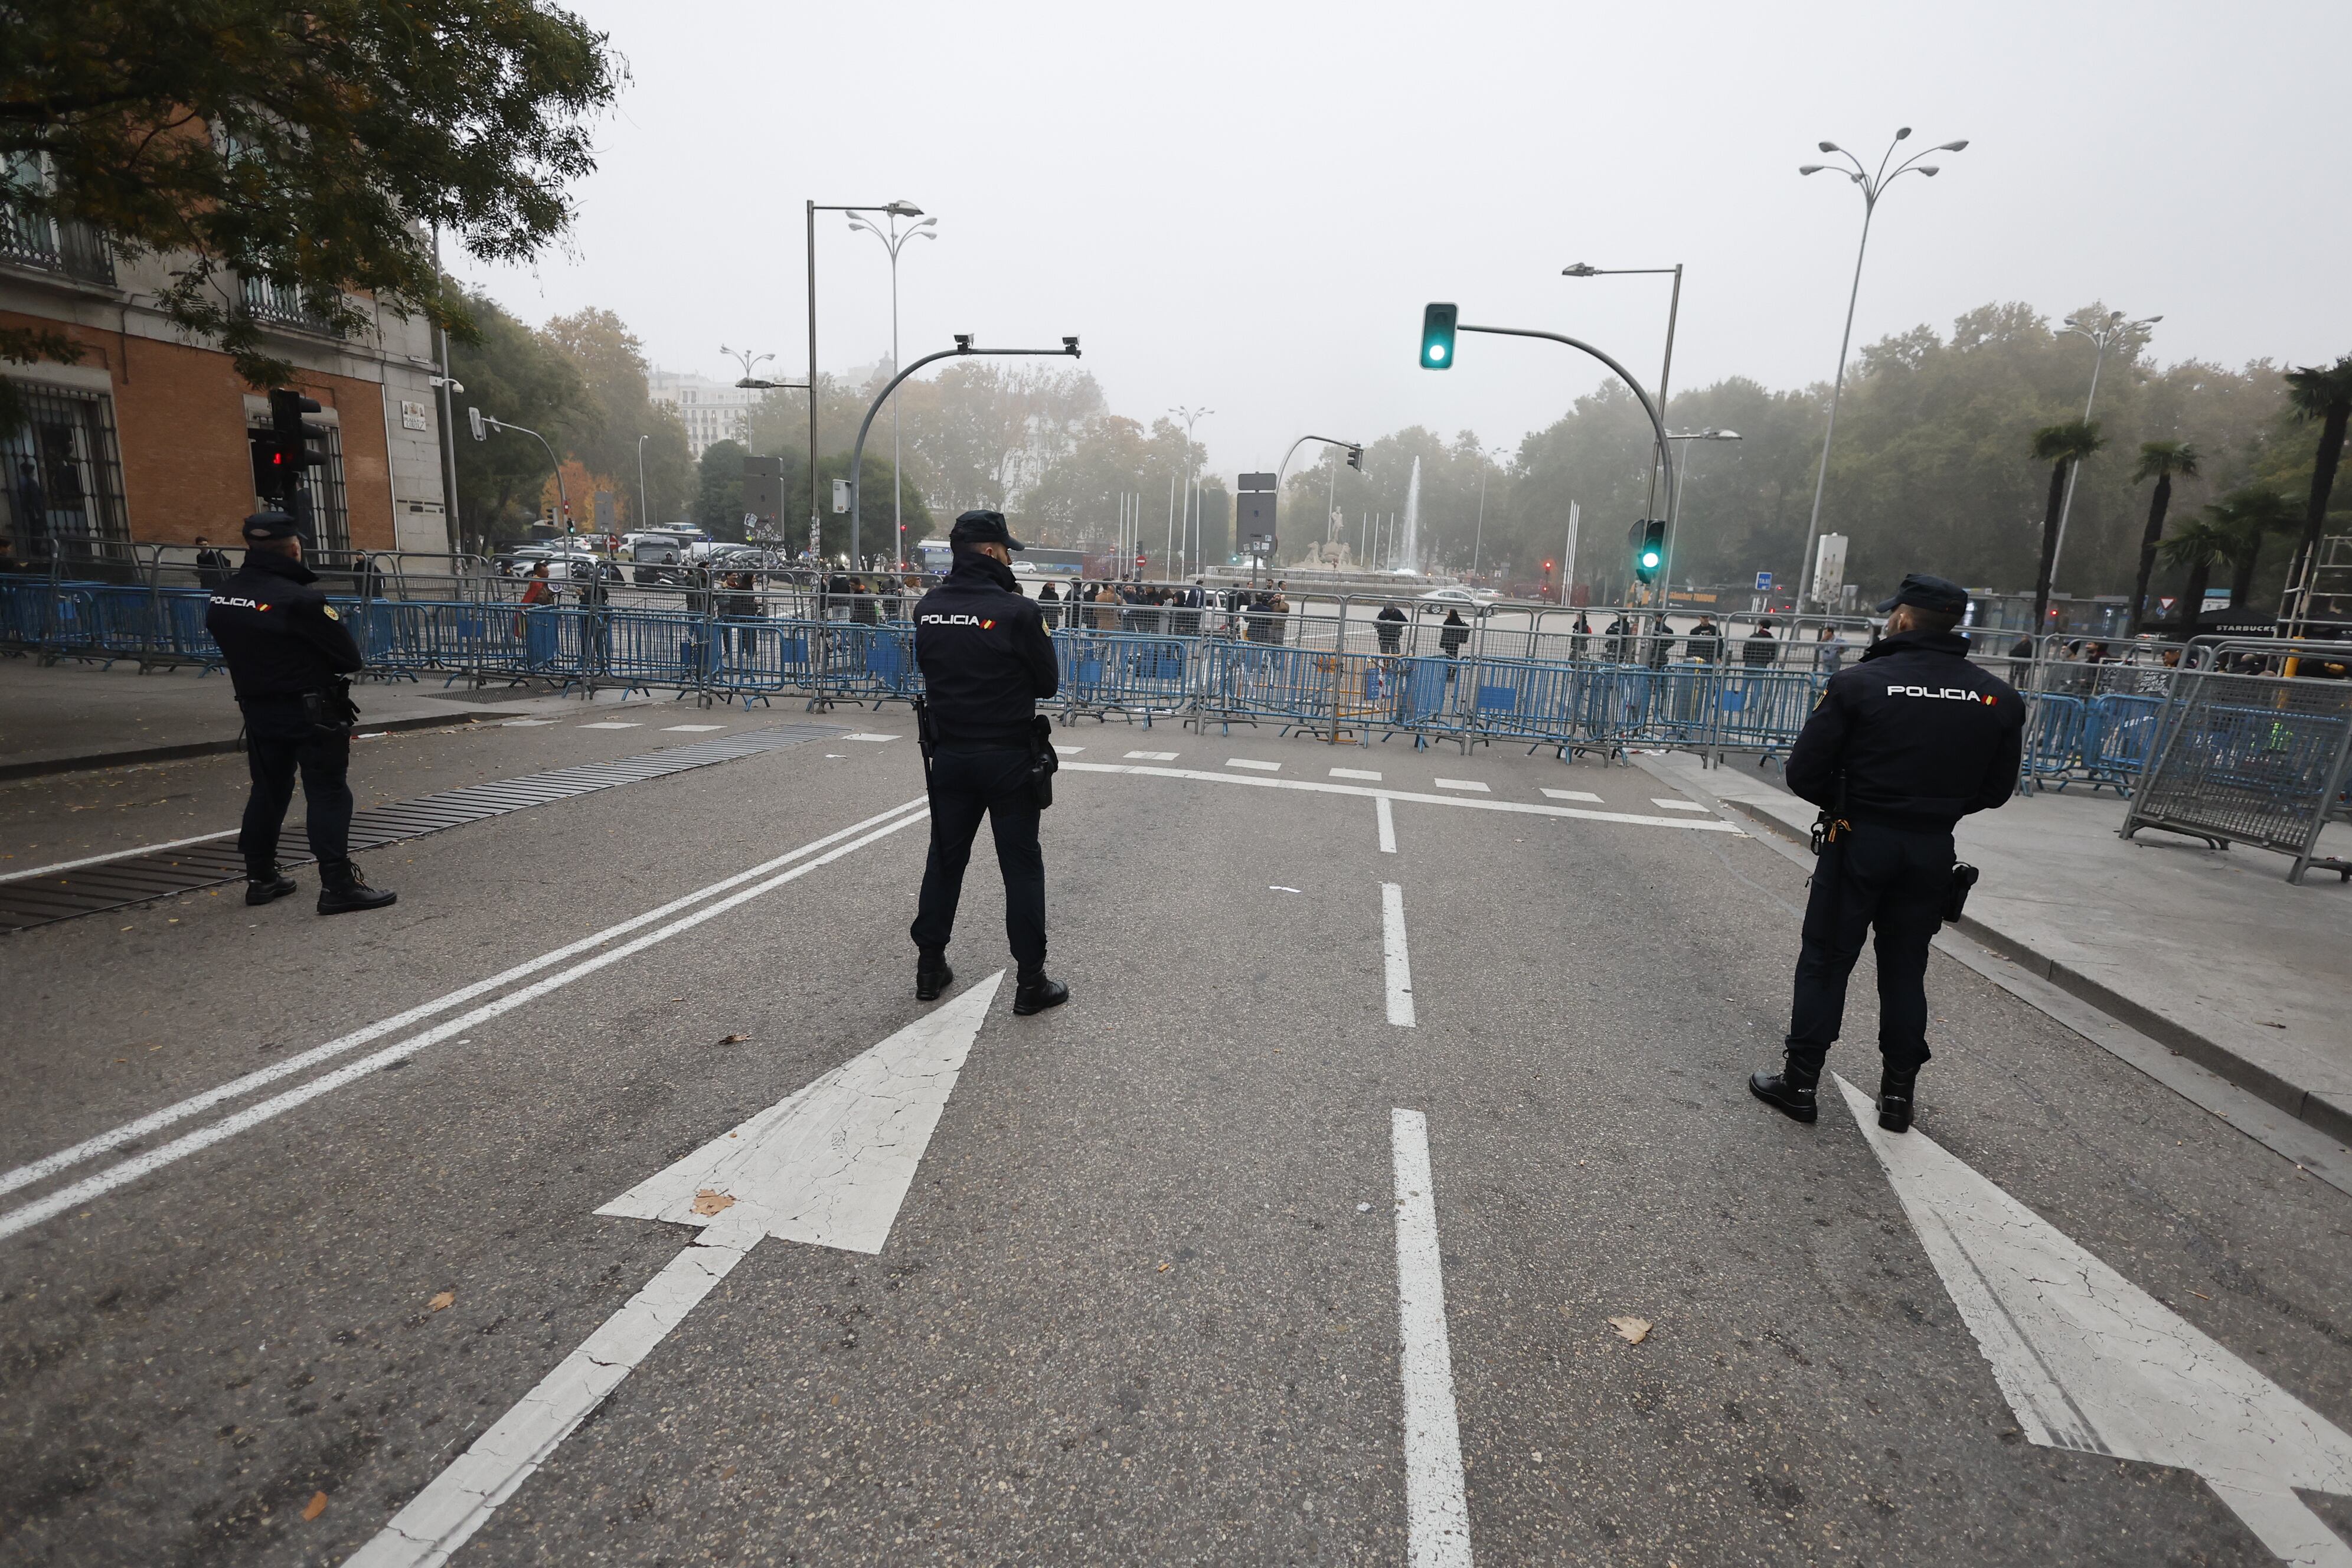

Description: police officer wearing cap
[1749,573,2023,1133]
[907,511,1067,1014]
[203,512,397,914]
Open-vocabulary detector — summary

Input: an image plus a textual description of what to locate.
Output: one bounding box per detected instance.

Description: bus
[915,541,1086,579]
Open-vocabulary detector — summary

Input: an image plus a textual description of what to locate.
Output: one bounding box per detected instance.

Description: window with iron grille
[247,413,351,553]
[1,381,132,558]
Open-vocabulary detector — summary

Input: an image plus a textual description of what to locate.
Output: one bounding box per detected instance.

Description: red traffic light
[1542,559,1555,571]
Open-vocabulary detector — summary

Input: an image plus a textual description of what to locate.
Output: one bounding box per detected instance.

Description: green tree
[446,285,584,551]
[2158,517,2234,635]
[0,0,622,387]
[696,439,747,537]
[2028,419,2105,632]
[2282,355,2352,616]
[2207,485,2299,607]
[2128,441,2198,632]
[541,307,690,531]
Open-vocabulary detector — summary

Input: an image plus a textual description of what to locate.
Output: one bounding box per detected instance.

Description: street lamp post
[1562,263,1681,517]
[1171,406,1212,575]
[847,337,1082,549]
[1794,128,1968,609]
[475,412,568,538]
[1470,443,1505,576]
[808,199,923,566]
[847,209,939,568]
[636,433,649,534]
[2048,308,2160,592]
[1655,429,1742,611]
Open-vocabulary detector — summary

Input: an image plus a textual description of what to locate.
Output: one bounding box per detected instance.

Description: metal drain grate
[0,723,838,933]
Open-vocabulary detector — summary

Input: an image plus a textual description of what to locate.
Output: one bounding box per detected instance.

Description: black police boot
[916,951,953,1002]
[316,859,397,916]
[1012,972,1069,1017]
[1878,1062,1920,1134]
[244,865,298,906]
[1748,1059,1821,1124]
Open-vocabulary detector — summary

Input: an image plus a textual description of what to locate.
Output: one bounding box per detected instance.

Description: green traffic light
[1640,550,1661,569]
[1420,303,1458,371]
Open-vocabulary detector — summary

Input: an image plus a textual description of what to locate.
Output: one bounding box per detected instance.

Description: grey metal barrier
[2120,668,2352,883]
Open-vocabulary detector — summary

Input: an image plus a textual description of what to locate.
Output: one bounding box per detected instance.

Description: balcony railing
[0,206,116,287]
[239,274,344,337]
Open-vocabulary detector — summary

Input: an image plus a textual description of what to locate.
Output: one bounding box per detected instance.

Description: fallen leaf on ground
[1157,1262,1171,1272]
[692,1190,736,1216]
[427,1291,454,1312]
[716,1033,749,1045]
[302,1491,328,1521]
[1608,1315,1652,1345]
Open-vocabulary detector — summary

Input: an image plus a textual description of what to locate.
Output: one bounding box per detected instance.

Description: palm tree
[2207,485,2299,609]
[2128,440,2197,633]
[2283,354,2352,622]
[2028,419,2105,633]
[2159,517,2234,637]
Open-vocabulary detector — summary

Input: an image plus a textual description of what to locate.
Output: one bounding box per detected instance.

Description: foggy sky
[452,0,2352,486]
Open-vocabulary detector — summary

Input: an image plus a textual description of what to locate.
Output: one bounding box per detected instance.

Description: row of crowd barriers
[6,573,2341,790]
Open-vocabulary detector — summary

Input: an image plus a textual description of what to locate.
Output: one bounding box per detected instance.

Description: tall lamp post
[848,208,939,568]
[1794,128,1968,608]
[1469,443,1506,576]
[1656,428,1742,608]
[1170,405,1212,575]
[635,433,649,534]
[1562,263,1681,517]
[808,198,923,566]
[2048,308,2159,591]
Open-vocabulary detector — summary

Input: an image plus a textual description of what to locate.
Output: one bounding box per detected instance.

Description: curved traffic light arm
[844,336,1081,567]
[1272,435,1366,554]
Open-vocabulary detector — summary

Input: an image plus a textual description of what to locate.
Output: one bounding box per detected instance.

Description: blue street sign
[1755,571,1773,592]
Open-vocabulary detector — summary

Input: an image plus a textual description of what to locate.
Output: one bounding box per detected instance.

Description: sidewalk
[1644,749,2352,1145]
[0,658,660,779]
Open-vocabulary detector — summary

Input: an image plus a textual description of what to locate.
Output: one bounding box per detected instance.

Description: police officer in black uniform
[908,511,1066,1014]
[1749,574,2023,1132]
[203,512,397,914]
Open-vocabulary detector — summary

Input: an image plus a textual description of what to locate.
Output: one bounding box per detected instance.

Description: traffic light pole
[1271,435,1363,570]
[1455,324,1679,618]
[845,338,1082,564]
[485,417,569,536]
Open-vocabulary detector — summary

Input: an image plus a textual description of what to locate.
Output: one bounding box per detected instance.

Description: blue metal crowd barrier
[1057,630,1191,723]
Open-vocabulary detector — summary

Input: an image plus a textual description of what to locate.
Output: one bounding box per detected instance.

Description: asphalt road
[1,711,2345,1566]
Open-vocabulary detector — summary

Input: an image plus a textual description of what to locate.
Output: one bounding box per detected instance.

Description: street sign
[1811,533,1849,606]
[1236,472,1277,557]
[743,455,783,529]
[1755,571,1772,592]
[831,478,850,515]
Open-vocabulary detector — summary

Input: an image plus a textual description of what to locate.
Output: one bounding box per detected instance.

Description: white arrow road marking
[1833,1076,2352,1566]
[1392,1108,1472,1568]
[351,974,1005,1568]
[1382,883,1416,1027]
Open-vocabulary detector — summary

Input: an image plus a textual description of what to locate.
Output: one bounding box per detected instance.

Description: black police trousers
[910,744,1046,977]
[239,702,353,875]
[1784,818,1952,1077]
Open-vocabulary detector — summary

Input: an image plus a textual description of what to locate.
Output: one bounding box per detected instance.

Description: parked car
[1416,586,1497,613]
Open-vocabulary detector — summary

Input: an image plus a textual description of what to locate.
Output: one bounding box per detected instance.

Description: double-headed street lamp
[1794,128,1968,608]
[848,208,939,568]
[1171,406,1212,574]
[807,198,923,564]
[2048,308,2160,590]
[1471,443,1506,576]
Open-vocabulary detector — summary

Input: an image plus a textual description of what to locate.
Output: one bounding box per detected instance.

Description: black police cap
[1876,572,1968,616]
[949,509,1025,551]
[242,511,302,541]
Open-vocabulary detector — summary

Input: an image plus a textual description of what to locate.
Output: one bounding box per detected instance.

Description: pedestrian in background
[1439,607,1469,658]
[1742,619,1779,667]
[1685,615,1722,662]
[194,535,231,589]
[1376,601,1406,654]
[1038,579,1062,629]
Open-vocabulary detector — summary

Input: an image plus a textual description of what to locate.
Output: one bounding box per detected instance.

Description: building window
[239,274,343,336]
[1,380,132,561]
[246,413,351,554]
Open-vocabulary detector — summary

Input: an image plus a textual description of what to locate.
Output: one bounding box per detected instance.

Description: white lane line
[1332,767,1383,781]
[0,799,932,1207]
[1060,762,1745,834]
[577,721,642,730]
[1053,745,1085,756]
[499,718,560,728]
[1541,788,1601,803]
[1,831,237,885]
[663,724,727,733]
[1833,1076,2352,1564]
[0,807,933,1243]
[1376,796,1398,855]
[843,733,900,742]
[1431,778,1489,793]
[1124,750,1178,761]
[1650,798,1707,812]
[1226,759,1281,772]
[1381,882,1415,1027]
[354,975,1007,1567]
[1391,1108,1471,1568]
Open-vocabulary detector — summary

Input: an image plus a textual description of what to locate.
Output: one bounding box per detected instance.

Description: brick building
[1,208,450,565]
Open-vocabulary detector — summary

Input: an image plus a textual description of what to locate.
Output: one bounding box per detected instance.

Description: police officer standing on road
[1749,573,2023,1133]
[908,510,1066,1015]
[203,512,397,915]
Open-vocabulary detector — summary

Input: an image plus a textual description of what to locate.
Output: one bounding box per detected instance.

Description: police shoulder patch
[322,605,340,620]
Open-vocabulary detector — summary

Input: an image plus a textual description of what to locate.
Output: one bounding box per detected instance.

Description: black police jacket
[1785,628,2024,831]
[203,549,364,703]
[913,551,1058,747]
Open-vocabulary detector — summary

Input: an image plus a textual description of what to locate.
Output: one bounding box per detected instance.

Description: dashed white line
[1541,788,1601,803]
[1651,798,1708,812]
[1381,882,1415,1027]
[1053,745,1086,756]
[1432,778,1489,793]
[664,724,727,732]
[499,718,559,728]
[577,721,642,730]
[1332,767,1383,781]
[1376,796,1397,855]
[1226,759,1281,772]
[1125,750,1178,761]
[844,733,900,743]
[1392,1108,1471,1568]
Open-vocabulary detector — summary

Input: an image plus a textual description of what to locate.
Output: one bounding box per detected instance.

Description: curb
[1716,793,2352,1148]
[0,710,502,784]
